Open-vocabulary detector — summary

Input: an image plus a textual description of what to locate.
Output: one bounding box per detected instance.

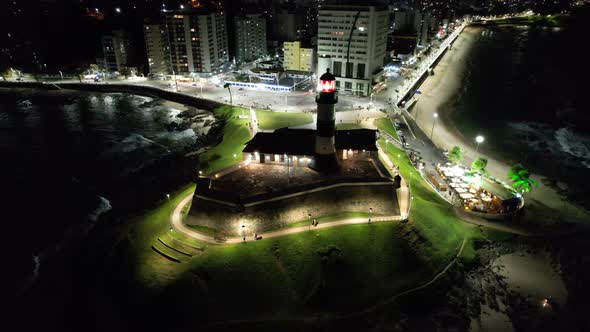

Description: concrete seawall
[0,81,226,112]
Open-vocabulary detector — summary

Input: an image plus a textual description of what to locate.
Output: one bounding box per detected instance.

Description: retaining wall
[0,81,225,111]
[187,184,399,236]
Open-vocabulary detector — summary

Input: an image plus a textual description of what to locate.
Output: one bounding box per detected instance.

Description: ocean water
[450,24,590,203]
[0,90,204,291]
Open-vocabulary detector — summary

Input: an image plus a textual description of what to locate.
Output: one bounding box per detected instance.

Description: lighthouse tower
[310,69,339,171]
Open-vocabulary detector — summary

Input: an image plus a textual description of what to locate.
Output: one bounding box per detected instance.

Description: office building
[317,5,388,96]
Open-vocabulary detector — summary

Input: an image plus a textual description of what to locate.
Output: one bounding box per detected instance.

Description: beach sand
[411,27,590,225]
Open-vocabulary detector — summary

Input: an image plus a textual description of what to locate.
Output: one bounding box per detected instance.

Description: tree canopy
[471,157,488,175]
[508,163,538,194]
[448,146,463,165]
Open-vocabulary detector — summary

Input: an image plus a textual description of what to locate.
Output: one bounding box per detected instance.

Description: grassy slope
[199,106,252,175]
[256,110,313,130]
[159,222,431,324]
[378,138,478,262]
[374,117,400,141]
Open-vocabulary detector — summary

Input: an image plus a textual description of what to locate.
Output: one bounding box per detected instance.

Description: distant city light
[115,8,121,13]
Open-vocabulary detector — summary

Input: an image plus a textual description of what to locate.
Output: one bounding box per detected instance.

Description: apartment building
[101,30,133,73]
[165,9,229,74]
[283,41,314,72]
[144,23,171,76]
[234,14,267,63]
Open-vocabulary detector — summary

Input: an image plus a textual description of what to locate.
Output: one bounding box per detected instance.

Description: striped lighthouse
[310,69,339,171]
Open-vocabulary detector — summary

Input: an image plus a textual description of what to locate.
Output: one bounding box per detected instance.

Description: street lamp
[430,112,438,140]
[368,207,373,223]
[308,213,312,231]
[475,135,484,152]
[223,83,232,105]
[241,224,246,241]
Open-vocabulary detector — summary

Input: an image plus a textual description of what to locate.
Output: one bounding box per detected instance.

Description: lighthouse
[310,69,339,171]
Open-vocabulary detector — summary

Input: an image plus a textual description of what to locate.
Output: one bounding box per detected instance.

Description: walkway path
[170,193,406,245]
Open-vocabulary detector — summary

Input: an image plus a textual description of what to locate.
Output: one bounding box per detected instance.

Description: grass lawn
[156,222,433,325]
[124,183,202,286]
[374,117,400,141]
[199,106,252,175]
[336,123,364,130]
[256,110,313,130]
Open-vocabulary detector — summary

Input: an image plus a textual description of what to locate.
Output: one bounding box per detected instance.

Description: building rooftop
[242,128,378,156]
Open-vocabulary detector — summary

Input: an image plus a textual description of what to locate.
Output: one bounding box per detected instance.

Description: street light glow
[433,112,438,118]
[476,135,484,144]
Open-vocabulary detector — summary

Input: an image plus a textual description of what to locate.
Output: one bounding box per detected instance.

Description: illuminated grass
[256,110,313,130]
[160,222,432,323]
[199,106,251,175]
[374,117,400,141]
[336,123,364,130]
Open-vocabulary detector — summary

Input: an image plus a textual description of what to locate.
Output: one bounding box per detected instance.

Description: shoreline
[412,26,590,225]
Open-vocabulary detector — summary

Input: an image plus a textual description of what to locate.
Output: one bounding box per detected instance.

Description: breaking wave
[555,127,590,168]
[508,122,590,168]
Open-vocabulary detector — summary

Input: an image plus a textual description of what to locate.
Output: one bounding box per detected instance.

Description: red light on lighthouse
[320,79,336,93]
[318,68,337,93]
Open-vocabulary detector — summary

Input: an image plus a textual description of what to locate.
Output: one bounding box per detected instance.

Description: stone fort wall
[187,183,399,236]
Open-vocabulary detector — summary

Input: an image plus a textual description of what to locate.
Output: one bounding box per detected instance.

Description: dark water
[451,24,590,205]
[0,90,202,287]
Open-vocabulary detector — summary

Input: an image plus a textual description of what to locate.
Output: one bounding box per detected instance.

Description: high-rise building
[165,8,229,74]
[283,41,314,72]
[414,10,432,47]
[234,14,267,63]
[272,8,297,42]
[144,22,171,76]
[101,30,134,73]
[317,5,388,96]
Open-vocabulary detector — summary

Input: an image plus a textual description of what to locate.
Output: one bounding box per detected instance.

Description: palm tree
[471,157,488,175]
[119,67,132,79]
[448,146,463,165]
[0,66,11,81]
[508,163,538,194]
[74,67,85,83]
